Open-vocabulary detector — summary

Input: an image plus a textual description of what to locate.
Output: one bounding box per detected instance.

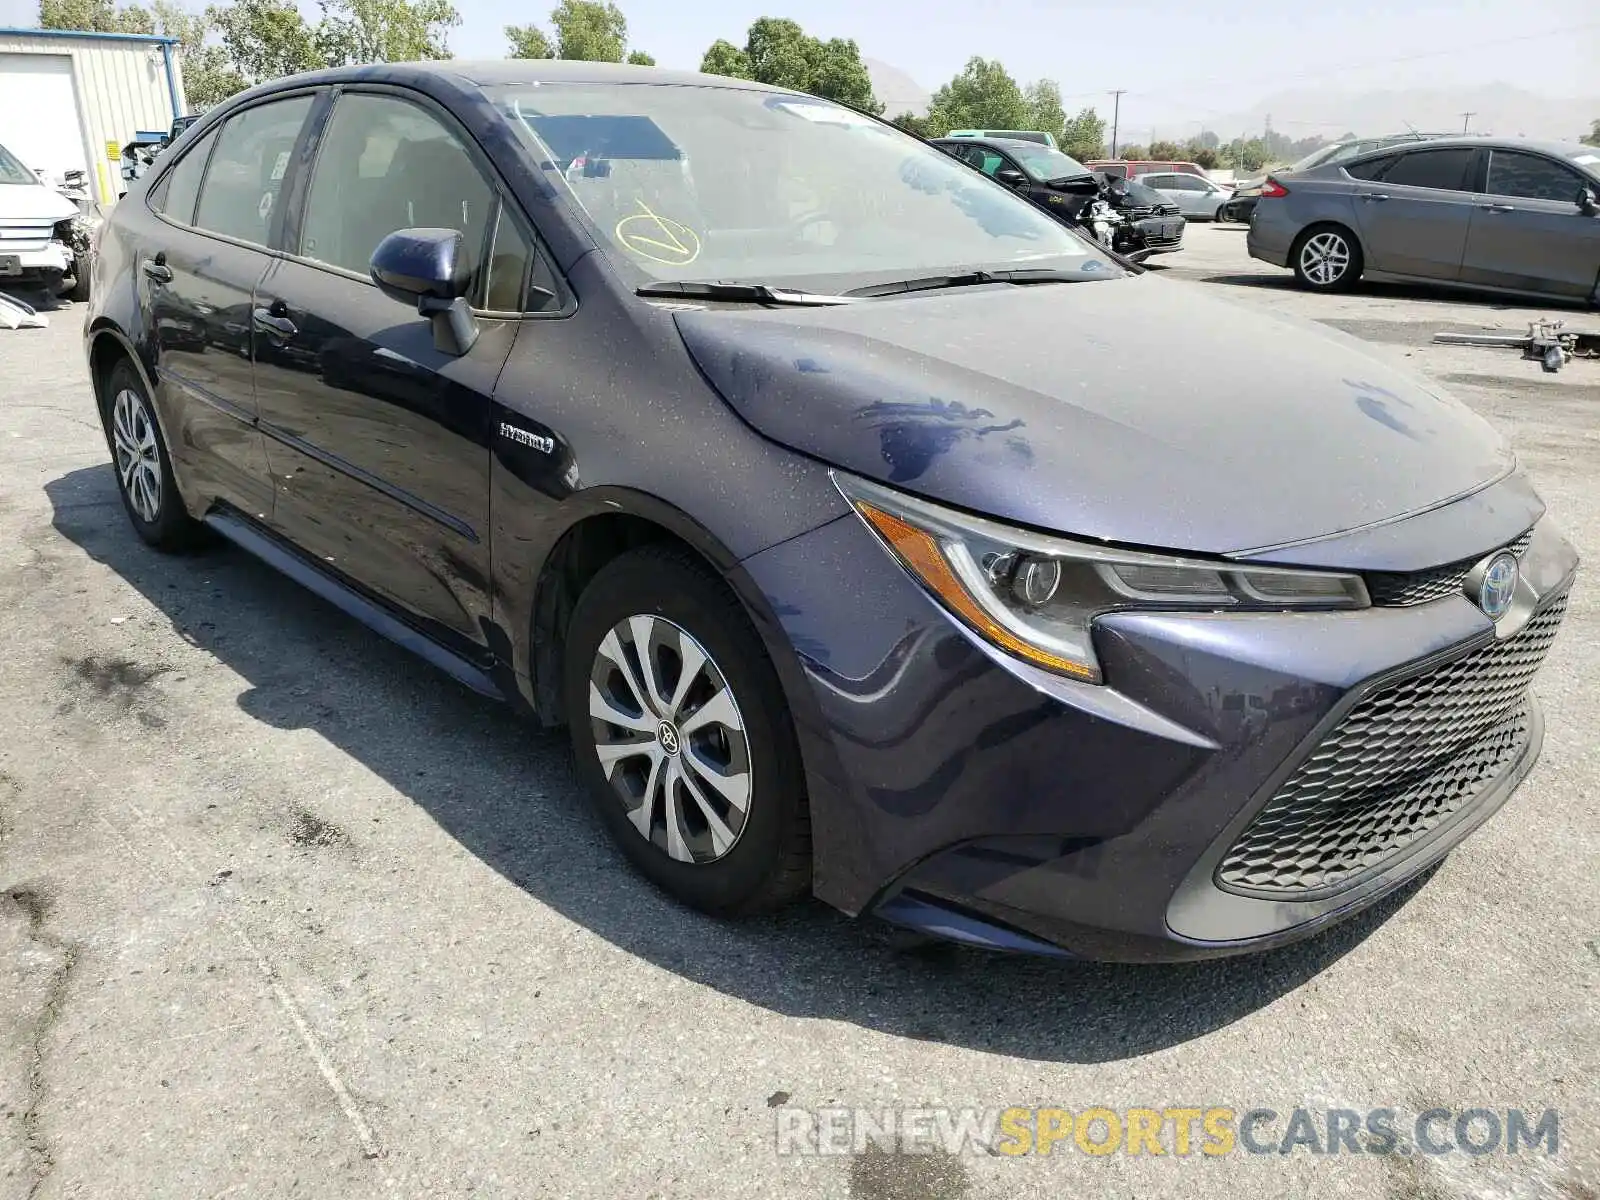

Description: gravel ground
[1,224,1596,1199]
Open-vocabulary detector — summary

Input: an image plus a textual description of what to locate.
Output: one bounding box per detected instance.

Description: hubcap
[111,388,162,523]
[1300,232,1350,286]
[588,614,751,864]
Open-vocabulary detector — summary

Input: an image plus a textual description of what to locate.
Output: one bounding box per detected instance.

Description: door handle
[1479,203,1515,213]
[252,306,297,338]
[141,254,172,283]
[1359,192,1390,202]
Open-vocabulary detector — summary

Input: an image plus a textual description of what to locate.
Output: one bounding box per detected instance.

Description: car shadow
[46,464,1433,1064]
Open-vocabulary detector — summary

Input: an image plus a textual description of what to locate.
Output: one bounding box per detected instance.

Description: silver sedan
[1138,171,1236,221]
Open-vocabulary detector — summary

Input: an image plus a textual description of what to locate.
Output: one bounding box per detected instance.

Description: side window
[1345,155,1397,181]
[150,127,216,224]
[193,96,314,245]
[1381,148,1475,191]
[299,92,496,296]
[1486,151,1585,203]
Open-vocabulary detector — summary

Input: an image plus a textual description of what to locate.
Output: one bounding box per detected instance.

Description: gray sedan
[1247,136,1600,301]
[1138,171,1235,220]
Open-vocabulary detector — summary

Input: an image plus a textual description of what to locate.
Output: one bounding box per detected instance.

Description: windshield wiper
[635,280,856,306]
[845,268,1085,298]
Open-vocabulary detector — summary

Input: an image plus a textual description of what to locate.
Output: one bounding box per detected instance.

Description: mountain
[865,58,931,117]
[1198,84,1598,143]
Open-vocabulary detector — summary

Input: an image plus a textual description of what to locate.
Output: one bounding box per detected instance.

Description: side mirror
[995,167,1026,187]
[1579,187,1599,217]
[370,227,479,356]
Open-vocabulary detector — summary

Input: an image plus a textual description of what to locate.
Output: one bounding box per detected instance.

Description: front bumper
[0,241,72,287]
[741,510,1577,961]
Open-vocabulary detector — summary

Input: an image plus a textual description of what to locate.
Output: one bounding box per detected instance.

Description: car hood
[673,276,1513,557]
[0,182,76,222]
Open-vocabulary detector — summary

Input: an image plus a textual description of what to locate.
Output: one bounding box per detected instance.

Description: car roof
[244,58,797,96]
[933,136,1042,152]
[1353,134,1595,160]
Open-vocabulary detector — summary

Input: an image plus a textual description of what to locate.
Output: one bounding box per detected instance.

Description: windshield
[1008,143,1091,180]
[0,142,36,186]
[494,84,1111,289]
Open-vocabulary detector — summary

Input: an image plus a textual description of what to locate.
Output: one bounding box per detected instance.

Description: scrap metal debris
[0,292,48,329]
[1432,319,1600,373]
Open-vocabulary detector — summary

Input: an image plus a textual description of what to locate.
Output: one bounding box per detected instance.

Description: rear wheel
[102,359,203,551]
[1292,224,1363,291]
[563,545,811,916]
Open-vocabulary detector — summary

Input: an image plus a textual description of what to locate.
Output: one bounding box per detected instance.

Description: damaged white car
[0,140,95,302]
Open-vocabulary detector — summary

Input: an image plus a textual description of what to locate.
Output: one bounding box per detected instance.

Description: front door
[1460,149,1600,299]
[1350,146,1479,281]
[250,88,529,656]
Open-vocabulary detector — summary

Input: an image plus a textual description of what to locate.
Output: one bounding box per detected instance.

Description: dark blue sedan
[82,60,1577,960]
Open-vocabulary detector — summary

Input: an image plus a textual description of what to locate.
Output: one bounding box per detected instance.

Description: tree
[150,0,243,109]
[924,57,1027,136]
[1583,119,1600,147]
[699,38,751,79]
[1184,143,1220,170]
[505,1,652,64]
[212,0,322,83]
[1148,139,1183,161]
[39,0,154,33]
[1022,79,1065,143]
[699,18,880,112]
[550,0,624,61]
[1059,106,1105,161]
[1116,143,1146,161]
[504,22,553,57]
[316,0,459,66]
[890,111,931,139]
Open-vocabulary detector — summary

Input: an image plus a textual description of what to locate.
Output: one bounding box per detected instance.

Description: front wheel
[1214,205,1228,223]
[563,545,811,916]
[67,250,92,302]
[1292,225,1363,291]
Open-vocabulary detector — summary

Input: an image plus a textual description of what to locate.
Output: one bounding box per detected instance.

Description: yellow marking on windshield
[616,199,701,266]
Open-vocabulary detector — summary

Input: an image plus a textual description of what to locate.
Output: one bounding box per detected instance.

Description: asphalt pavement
[1,225,1596,1199]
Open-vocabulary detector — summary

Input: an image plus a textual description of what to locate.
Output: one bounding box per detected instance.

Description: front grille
[1217,591,1567,895]
[1365,528,1534,607]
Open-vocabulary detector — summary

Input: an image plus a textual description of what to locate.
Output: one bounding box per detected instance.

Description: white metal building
[0,27,187,204]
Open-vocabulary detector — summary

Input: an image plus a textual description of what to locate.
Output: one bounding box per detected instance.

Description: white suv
[0,140,91,300]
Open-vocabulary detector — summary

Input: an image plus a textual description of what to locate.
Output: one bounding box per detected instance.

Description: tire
[563,545,811,916]
[67,250,92,303]
[101,359,204,551]
[1214,205,1228,223]
[1291,223,1363,292]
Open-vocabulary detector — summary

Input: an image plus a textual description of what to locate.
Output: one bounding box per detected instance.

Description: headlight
[834,473,1369,684]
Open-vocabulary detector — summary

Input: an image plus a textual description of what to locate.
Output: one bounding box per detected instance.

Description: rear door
[1460,149,1600,299]
[1348,146,1479,280]
[250,86,540,657]
[139,93,317,517]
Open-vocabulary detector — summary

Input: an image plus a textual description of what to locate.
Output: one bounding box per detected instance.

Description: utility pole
[1461,111,1476,133]
[1109,89,1126,157]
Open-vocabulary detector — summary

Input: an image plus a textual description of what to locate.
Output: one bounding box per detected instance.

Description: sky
[3,0,1597,137]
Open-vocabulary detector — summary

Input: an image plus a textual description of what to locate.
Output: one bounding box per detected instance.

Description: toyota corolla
[82,61,1577,960]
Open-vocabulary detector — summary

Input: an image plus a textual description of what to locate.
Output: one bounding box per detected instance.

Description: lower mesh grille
[1217,591,1567,896]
